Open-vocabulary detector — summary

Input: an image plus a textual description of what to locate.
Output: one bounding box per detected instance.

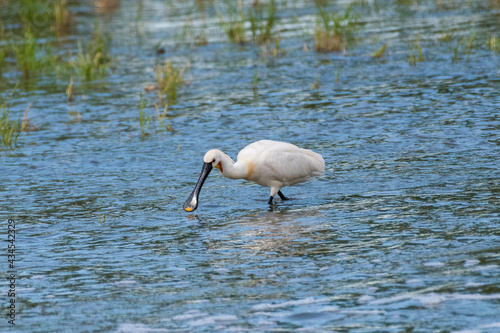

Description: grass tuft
[248,0,277,44]
[486,35,500,53]
[313,4,359,52]
[217,1,246,44]
[10,29,56,79]
[0,91,22,149]
[69,22,112,81]
[409,37,424,66]
[155,60,184,104]
[373,44,388,58]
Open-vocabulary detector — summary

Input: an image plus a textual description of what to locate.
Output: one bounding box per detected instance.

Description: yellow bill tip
[184,207,194,212]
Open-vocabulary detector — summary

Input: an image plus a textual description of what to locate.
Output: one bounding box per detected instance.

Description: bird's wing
[262,149,324,185]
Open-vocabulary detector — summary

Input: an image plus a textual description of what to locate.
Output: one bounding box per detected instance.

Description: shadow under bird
[183,140,325,212]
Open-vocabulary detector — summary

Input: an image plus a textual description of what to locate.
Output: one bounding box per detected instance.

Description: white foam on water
[173,310,208,321]
[114,323,169,333]
[415,293,446,307]
[357,295,375,304]
[341,310,386,315]
[188,314,238,327]
[251,297,331,311]
[423,261,445,268]
[370,292,500,307]
[474,264,499,271]
[114,280,137,287]
[464,259,480,267]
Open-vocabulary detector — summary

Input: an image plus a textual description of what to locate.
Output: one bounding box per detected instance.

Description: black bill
[183,162,213,212]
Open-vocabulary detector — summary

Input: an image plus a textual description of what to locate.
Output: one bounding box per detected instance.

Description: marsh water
[1,0,500,332]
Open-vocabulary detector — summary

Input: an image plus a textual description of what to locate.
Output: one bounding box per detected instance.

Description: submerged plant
[155,60,184,103]
[314,4,359,52]
[0,92,22,149]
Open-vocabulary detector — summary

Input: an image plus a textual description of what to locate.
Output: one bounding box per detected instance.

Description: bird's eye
[212,159,216,163]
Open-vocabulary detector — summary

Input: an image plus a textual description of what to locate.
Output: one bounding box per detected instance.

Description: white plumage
[184,140,324,211]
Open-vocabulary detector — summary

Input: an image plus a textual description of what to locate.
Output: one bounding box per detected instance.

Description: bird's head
[204,149,224,173]
[183,149,227,212]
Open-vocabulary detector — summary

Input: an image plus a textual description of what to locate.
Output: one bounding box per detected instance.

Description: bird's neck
[219,154,247,180]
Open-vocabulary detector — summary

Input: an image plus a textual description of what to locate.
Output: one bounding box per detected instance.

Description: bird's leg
[277,190,289,201]
[268,196,274,205]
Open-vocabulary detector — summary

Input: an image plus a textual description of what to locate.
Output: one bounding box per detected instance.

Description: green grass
[450,39,461,63]
[155,103,174,132]
[409,37,424,66]
[0,91,22,149]
[10,29,56,79]
[248,0,277,44]
[465,33,477,61]
[17,0,73,34]
[69,23,112,81]
[155,60,184,104]
[314,4,359,52]
[0,48,6,74]
[217,2,246,44]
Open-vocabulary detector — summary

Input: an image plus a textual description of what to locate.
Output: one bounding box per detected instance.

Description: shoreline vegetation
[0,0,498,148]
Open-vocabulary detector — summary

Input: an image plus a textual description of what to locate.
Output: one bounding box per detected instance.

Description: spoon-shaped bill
[183,162,213,212]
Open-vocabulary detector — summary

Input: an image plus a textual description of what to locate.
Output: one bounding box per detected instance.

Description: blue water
[1,0,499,331]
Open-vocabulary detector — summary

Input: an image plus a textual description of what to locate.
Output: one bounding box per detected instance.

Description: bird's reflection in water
[204,207,332,260]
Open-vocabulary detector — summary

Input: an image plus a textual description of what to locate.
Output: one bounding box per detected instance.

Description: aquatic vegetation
[217,1,246,44]
[138,93,150,139]
[450,39,461,63]
[53,0,72,34]
[408,37,424,66]
[66,77,74,102]
[10,29,56,79]
[155,103,174,132]
[313,4,359,52]
[253,72,258,91]
[16,0,73,34]
[486,35,499,53]
[373,44,388,58]
[464,33,477,61]
[312,75,319,89]
[439,32,453,42]
[98,212,106,223]
[69,23,112,81]
[0,48,6,74]
[0,93,21,149]
[155,60,184,103]
[68,109,81,124]
[248,0,277,44]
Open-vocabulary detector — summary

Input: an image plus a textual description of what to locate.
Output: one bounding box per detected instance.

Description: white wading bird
[183,140,324,212]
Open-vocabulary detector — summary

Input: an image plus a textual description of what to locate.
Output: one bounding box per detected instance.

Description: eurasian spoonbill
[183,140,324,211]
